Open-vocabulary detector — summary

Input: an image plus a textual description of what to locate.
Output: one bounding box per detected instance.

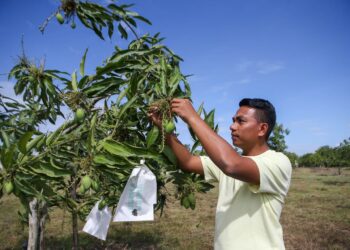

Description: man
[149,98,292,250]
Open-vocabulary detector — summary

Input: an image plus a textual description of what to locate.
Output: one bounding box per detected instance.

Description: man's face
[230,106,265,148]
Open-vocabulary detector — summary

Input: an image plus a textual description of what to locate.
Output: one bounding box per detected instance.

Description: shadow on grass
[12,224,175,250]
[323,180,349,186]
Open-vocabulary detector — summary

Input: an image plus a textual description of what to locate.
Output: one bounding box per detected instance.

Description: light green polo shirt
[200,150,292,250]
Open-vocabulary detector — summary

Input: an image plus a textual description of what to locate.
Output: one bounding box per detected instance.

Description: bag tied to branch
[113,159,157,222]
[82,200,112,241]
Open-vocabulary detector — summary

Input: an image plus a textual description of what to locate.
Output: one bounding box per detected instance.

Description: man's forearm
[187,115,239,173]
[165,133,193,171]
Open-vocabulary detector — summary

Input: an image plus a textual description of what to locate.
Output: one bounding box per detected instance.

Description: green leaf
[49,157,68,171]
[94,154,118,166]
[115,87,128,106]
[162,146,177,165]
[107,21,114,38]
[26,134,45,152]
[191,140,201,154]
[77,75,90,89]
[133,15,152,25]
[1,146,15,169]
[96,61,124,76]
[102,140,136,157]
[146,126,159,148]
[118,23,128,39]
[91,20,105,40]
[204,110,215,129]
[14,80,26,95]
[87,113,97,152]
[80,48,88,77]
[43,77,56,95]
[188,126,197,141]
[117,94,138,119]
[8,64,23,80]
[30,163,71,178]
[125,16,137,27]
[46,120,72,146]
[93,154,131,167]
[110,48,155,62]
[77,11,92,29]
[101,139,162,161]
[14,178,38,197]
[1,130,10,148]
[83,77,124,97]
[71,71,78,91]
[182,77,191,98]
[18,131,34,154]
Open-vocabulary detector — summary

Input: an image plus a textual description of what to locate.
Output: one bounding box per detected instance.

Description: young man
[149,98,292,250]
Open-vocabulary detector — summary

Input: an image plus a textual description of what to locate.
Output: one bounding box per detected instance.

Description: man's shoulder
[249,150,292,171]
[268,150,291,164]
[263,150,293,176]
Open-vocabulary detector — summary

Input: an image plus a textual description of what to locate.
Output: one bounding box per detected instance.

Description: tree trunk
[72,211,79,250]
[28,199,39,250]
[70,177,79,250]
[27,198,48,250]
[39,201,48,250]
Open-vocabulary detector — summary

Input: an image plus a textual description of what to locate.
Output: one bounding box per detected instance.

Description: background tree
[268,123,290,152]
[299,138,350,170]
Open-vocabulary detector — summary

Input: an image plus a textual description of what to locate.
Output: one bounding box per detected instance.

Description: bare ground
[0,167,349,249]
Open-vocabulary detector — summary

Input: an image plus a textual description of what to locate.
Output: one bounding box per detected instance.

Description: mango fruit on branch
[81,175,92,189]
[56,12,64,24]
[164,120,175,134]
[148,98,176,152]
[74,108,85,123]
[4,181,14,194]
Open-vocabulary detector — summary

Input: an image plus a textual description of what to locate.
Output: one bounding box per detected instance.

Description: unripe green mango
[82,175,92,190]
[164,120,175,133]
[75,108,85,122]
[182,196,190,209]
[56,13,64,24]
[98,200,107,210]
[77,185,86,195]
[4,181,14,194]
[91,180,100,191]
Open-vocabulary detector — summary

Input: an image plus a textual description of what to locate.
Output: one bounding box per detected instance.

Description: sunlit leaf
[80,48,88,77]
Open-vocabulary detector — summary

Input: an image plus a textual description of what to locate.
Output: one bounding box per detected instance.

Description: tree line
[298,138,350,168]
[266,124,349,168]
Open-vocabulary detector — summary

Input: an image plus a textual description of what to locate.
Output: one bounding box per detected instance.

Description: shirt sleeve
[200,156,221,183]
[247,152,292,196]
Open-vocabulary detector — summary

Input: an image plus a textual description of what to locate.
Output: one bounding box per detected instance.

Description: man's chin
[232,140,240,147]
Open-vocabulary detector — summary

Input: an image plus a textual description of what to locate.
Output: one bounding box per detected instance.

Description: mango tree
[1,0,216,249]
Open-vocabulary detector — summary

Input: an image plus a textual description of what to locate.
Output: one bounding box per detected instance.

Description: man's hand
[171,98,200,124]
[147,106,163,128]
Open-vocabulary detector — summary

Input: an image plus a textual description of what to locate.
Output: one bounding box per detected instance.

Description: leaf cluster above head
[39,0,152,41]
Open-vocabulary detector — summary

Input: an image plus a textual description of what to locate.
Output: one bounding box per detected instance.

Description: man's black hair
[239,98,276,139]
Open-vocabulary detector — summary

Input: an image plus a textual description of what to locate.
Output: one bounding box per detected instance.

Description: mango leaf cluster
[39,0,151,41]
[0,0,218,226]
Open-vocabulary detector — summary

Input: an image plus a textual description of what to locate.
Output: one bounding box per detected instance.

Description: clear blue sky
[1,0,349,156]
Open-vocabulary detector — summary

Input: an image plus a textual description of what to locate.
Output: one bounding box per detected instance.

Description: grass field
[0,167,349,249]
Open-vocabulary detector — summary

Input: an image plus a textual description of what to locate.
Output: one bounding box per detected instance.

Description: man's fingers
[171,98,182,103]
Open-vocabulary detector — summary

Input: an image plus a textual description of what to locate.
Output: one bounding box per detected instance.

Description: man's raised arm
[148,110,203,175]
[165,133,203,175]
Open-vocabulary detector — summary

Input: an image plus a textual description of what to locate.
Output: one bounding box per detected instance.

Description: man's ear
[258,123,269,138]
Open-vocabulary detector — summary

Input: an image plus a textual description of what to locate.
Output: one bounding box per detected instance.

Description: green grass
[1,167,349,249]
[281,167,350,250]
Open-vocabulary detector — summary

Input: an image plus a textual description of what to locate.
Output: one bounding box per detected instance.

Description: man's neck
[242,141,270,156]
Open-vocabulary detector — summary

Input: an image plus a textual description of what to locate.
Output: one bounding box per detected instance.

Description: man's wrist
[186,112,202,128]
